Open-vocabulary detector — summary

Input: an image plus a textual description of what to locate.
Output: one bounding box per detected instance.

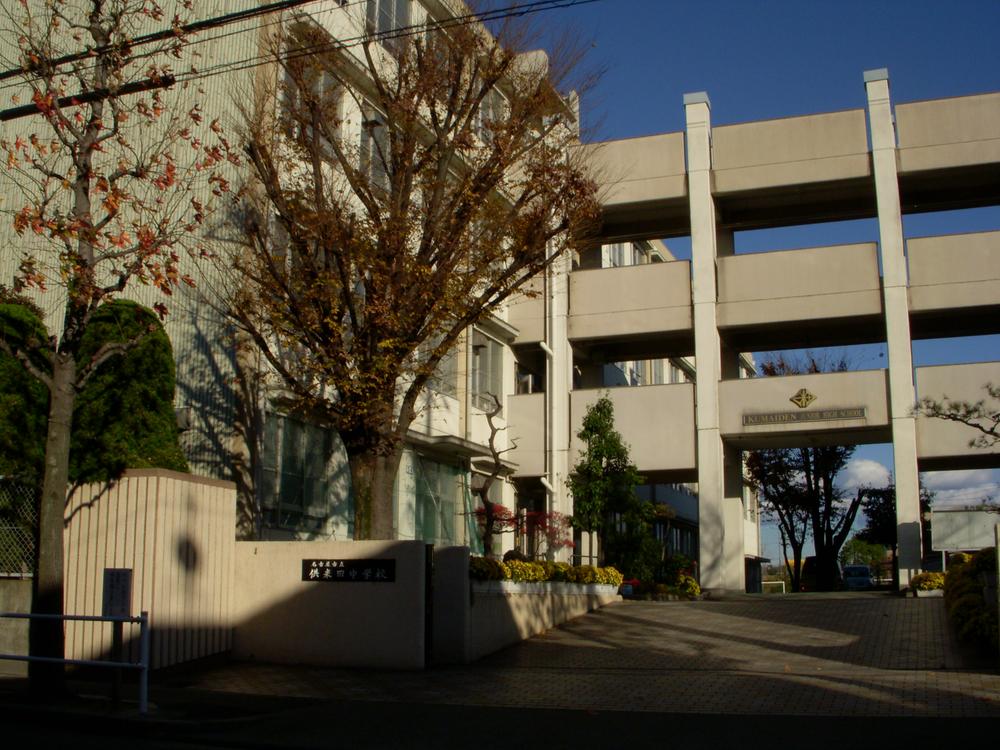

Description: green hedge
[944,548,998,652]
[469,557,623,588]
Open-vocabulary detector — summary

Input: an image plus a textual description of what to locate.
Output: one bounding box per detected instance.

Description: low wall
[466,581,620,663]
[232,540,428,670]
[63,470,237,669]
[432,547,621,664]
[0,578,31,676]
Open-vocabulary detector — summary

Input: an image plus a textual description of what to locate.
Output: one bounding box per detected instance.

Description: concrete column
[865,69,923,586]
[545,246,573,561]
[723,442,747,591]
[685,92,739,592]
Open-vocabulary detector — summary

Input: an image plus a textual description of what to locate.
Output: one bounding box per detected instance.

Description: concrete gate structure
[508,71,1000,592]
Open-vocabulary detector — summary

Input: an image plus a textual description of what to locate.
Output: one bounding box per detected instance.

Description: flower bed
[911,572,945,591]
[469,557,623,588]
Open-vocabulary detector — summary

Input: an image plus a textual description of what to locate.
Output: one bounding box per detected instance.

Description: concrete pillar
[864,69,923,586]
[546,246,573,561]
[685,92,740,592]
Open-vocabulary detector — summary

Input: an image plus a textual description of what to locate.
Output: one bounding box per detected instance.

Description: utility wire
[0,0,328,83]
[0,0,603,121]
[171,0,603,89]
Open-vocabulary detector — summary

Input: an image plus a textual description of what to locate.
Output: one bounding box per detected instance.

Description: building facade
[2,1,997,592]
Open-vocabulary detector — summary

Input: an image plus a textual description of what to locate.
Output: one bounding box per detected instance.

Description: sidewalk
[1,596,998,747]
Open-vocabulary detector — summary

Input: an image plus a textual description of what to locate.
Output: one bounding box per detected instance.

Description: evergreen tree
[0,293,49,485]
[568,396,657,577]
[71,300,188,484]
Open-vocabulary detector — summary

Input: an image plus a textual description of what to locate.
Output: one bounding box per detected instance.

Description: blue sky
[543,0,1000,560]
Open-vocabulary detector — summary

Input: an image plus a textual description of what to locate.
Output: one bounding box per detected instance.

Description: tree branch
[0,337,52,390]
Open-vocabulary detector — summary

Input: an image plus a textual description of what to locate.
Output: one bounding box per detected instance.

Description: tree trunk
[30,352,76,693]
[349,448,404,540]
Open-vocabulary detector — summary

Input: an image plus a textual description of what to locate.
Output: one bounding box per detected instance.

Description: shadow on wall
[170,309,250,535]
[173,307,353,543]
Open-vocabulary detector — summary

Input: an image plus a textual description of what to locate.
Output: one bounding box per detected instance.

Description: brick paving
[165,593,1000,718]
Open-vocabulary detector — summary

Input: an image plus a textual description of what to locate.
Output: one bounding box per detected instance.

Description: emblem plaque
[789,389,816,409]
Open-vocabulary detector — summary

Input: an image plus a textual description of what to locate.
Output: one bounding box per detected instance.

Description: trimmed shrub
[944,547,998,654]
[970,547,996,576]
[0,302,50,485]
[469,556,509,581]
[71,300,188,483]
[566,564,598,584]
[675,574,701,599]
[468,557,624,589]
[507,560,547,583]
[597,566,624,588]
[911,572,945,591]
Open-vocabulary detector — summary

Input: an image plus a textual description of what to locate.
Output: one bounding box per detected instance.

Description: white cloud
[838,458,890,490]
[922,469,997,491]
[930,483,999,509]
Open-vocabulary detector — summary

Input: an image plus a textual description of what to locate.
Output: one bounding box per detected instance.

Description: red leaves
[109,231,131,249]
[31,89,55,118]
[152,160,176,190]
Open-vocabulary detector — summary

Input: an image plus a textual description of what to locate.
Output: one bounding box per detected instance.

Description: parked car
[842,564,875,590]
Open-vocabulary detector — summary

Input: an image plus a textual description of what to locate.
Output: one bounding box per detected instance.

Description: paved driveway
[171,594,1000,718]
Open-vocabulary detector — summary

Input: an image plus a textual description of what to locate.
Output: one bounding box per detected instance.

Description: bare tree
[0,0,233,689]
[223,11,600,539]
[745,356,865,591]
[471,394,516,557]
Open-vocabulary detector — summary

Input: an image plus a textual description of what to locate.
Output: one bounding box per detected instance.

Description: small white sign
[102,568,133,618]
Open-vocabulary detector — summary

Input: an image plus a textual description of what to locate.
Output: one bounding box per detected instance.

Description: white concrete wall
[915,362,1000,466]
[232,540,428,669]
[712,108,870,192]
[569,261,693,341]
[570,385,696,473]
[720,369,890,441]
[895,92,1000,173]
[577,132,687,208]
[507,394,545,477]
[63,470,237,669]
[717,243,882,328]
[908,231,1000,314]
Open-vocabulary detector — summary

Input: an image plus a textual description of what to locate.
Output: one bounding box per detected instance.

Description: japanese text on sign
[301,559,396,583]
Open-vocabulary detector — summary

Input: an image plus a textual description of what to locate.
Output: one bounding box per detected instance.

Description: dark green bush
[970,547,997,576]
[944,546,998,654]
[71,300,188,483]
[0,302,51,485]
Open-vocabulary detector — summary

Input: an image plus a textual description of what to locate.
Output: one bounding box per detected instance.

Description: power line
[0,0,603,121]
[171,0,604,90]
[0,0,329,83]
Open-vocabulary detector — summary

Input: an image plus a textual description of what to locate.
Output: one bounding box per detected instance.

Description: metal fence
[0,480,37,577]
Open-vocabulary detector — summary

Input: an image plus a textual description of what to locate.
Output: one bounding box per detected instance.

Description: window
[471,330,503,411]
[476,88,508,144]
[428,344,458,397]
[282,63,342,154]
[652,359,665,385]
[414,456,461,544]
[360,108,390,192]
[606,242,625,268]
[367,0,410,55]
[260,414,347,535]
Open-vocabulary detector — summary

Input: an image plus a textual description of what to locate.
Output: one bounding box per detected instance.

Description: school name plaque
[742,407,867,427]
[302,558,396,583]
